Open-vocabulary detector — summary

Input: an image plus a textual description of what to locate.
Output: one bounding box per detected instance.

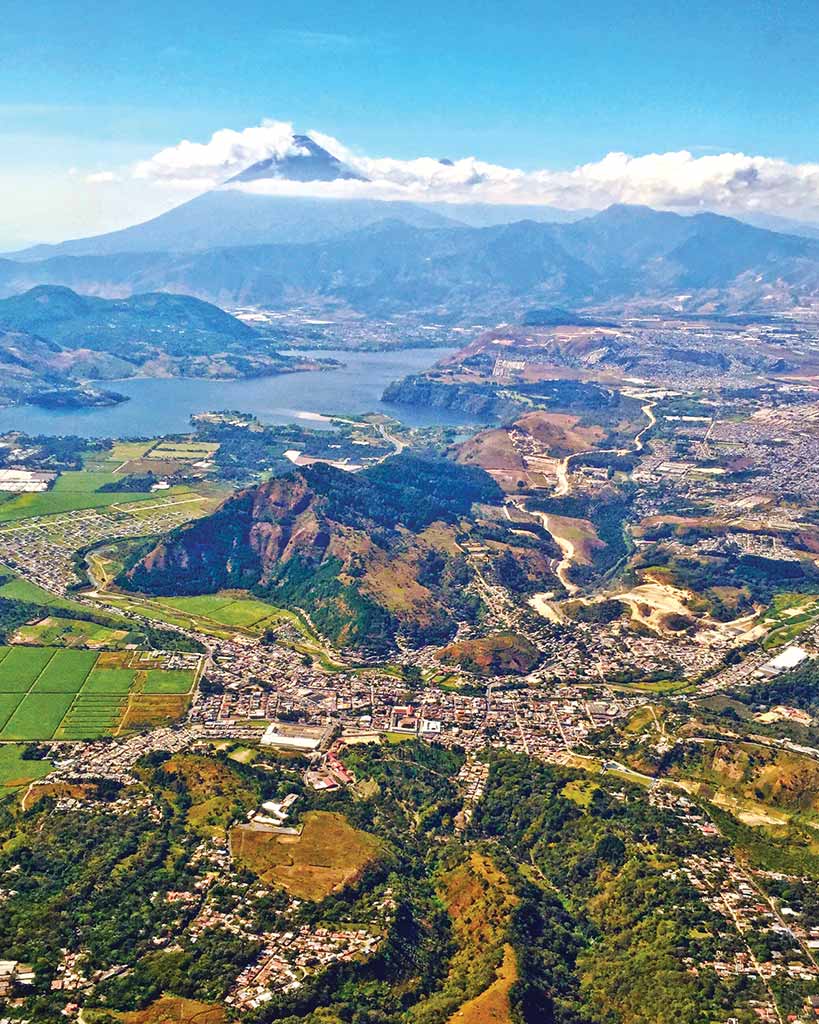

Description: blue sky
[2,0,818,244]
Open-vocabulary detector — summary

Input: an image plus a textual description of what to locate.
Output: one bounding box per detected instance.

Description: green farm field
[0,744,53,789]
[0,646,200,739]
[82,668,136,693]
[3,693,76,740]
[0,574,92,614]
[15,616,129,648]
[0,693,23,730]
[83,440,156,472]
[57,695,127,740]
[0,647,55,691]
[156,593,279,628]
[0,471,157,522]
[105,590,290,640]
[32,650,97,692]
[143,669,195,694]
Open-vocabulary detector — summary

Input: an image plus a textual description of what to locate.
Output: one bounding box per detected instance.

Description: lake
[0,348,476,438]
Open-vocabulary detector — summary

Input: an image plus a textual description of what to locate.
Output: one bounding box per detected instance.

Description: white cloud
[99,121,819,220]
[85,170,119,184]
[130,119,308,187]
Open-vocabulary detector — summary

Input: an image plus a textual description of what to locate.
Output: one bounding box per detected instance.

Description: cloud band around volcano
[106,119,819,220]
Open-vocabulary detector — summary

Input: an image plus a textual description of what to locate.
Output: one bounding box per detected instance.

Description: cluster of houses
[0,960,34,1000]
[39,726,195,786]
[227,925,384,1012]
[0,496,208,596]
[651,789,819,1021]
[305,737,356,792]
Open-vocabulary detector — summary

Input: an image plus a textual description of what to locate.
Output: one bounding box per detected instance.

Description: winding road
[519,400,657,609]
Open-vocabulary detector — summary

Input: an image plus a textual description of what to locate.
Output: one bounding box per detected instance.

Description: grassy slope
[231,809,381,901]
[411,851,518,1024]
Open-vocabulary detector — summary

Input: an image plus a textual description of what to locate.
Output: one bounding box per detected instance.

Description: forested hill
[0,285,258,357]
[0,285,314,399]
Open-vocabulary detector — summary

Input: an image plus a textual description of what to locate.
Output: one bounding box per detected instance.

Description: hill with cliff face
[120,455,507,653]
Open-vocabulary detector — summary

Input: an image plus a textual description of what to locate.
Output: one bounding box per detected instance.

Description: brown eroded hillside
[121,455,508,653]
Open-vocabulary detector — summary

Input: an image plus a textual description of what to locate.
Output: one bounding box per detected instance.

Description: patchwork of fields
[0,647,198,740]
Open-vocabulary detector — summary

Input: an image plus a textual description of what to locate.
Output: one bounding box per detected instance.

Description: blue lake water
[0,348,477,438]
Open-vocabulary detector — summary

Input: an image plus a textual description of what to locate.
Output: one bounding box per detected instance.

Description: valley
[10,9,819,1023]
[3,194,819,1024]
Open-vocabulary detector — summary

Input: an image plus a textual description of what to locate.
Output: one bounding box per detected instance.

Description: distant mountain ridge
[5,134,587,259]
[7,134,456,259]
[9,127,819,264]
[0,284,256,356]
[3,205,819,317]
[8,193,462,259]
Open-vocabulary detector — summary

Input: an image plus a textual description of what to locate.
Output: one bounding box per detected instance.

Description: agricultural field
[148,441,220,461]
[0,743,53,790]
[32,649,97,691]
[0,646,55,691]
[231,810,382,900]
[0,647,200,739]
[14,615,130,648]
[83,441,156,473]
[0,469,166,522]
[143,669,196,693]
[0,573,93,614]
[111,439,220,478]
[103,589,316,647]
[156,593,282,629]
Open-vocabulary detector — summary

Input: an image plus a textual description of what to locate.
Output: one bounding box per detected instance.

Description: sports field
[156,593,280,628]
[0,647,199,740]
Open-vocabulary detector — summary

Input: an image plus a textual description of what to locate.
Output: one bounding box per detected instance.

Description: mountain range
[3,205,819,318]
[3,133,819,317]
[6,136,586,259]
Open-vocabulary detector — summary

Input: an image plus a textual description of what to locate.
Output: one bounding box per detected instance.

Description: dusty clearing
[231,810,381,901]
[116,996,225,1023]
[614,581,694,631]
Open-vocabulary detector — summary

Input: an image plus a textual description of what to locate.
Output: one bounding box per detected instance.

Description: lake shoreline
[0,348,470,438]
